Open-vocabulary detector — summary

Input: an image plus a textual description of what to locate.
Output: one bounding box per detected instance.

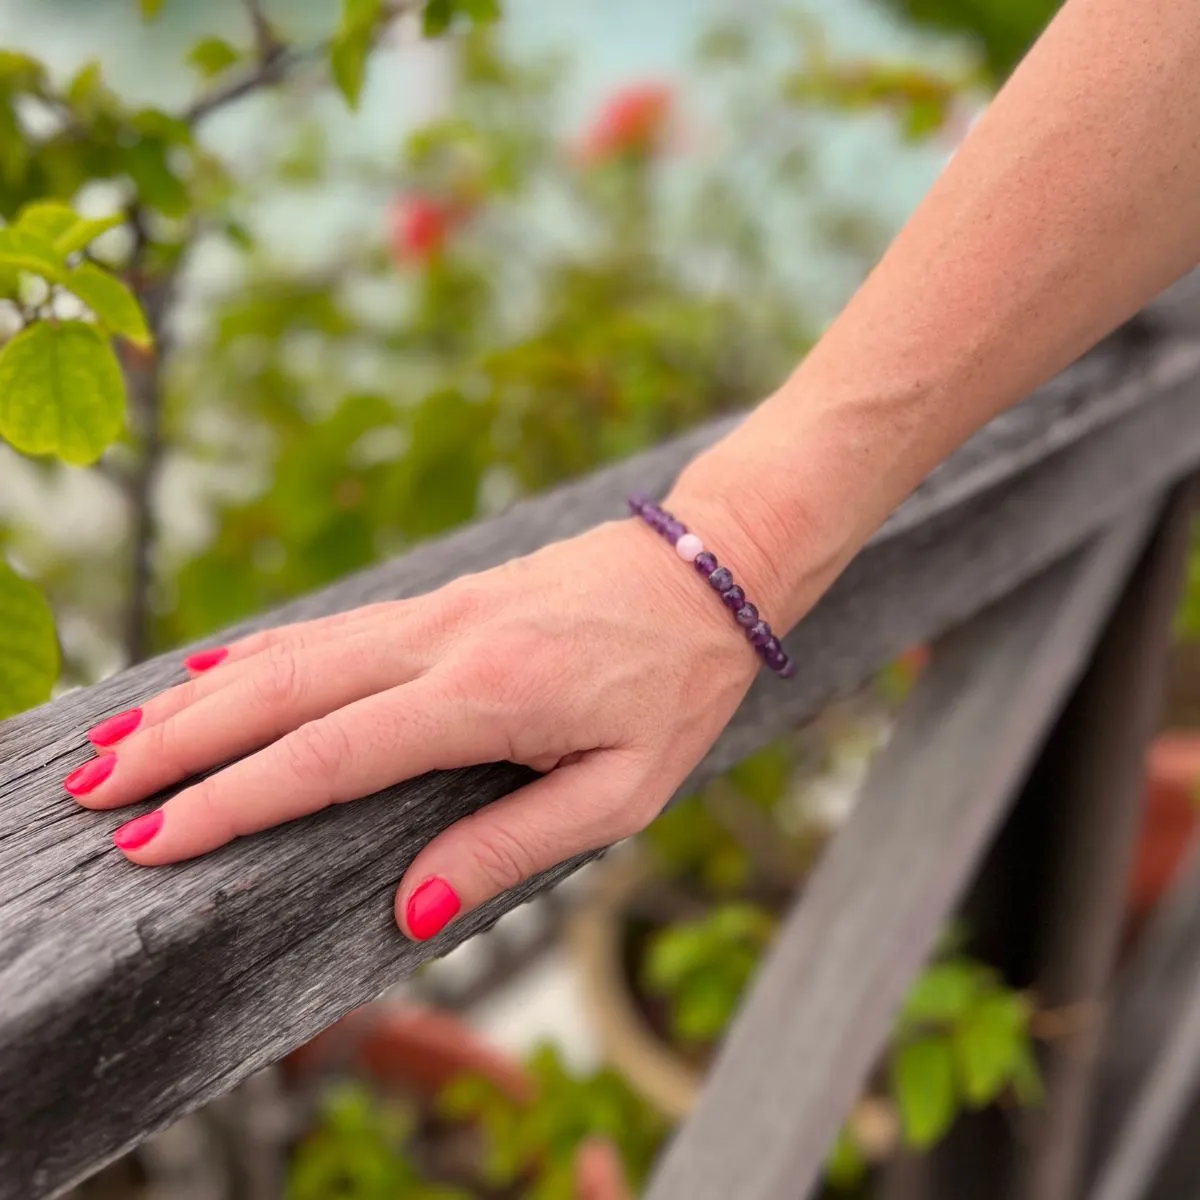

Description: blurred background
[13,1,1200,1198]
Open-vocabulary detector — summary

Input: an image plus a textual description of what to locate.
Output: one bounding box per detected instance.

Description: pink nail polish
[113,809,163,851]
[406,877,461,940]
[89,707,143,747]
[64,753,116,796]
[185,646,228,672]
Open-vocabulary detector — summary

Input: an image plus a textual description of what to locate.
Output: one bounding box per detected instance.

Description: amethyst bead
[708,567,734,592]
[721,585,745,610]
[662,518,686,545]
[626,493,794,682]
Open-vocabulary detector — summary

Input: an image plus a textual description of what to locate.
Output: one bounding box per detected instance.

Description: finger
[110,672,510,864]
[89,605,420,748]
[70,627,432,811]
[395,754,646,941]
[576,1140,634,1200]
[182,602,400,675]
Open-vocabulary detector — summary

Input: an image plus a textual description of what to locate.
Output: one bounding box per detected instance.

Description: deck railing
[5,289,1200,1200]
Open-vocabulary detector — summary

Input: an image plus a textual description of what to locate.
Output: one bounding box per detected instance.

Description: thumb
[395,754,644,940]
[576,1138,635,1200]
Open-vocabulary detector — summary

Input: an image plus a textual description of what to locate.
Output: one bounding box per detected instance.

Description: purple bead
[776,656,796,679]
[627,493,651,515]
[760,636,781,659]
[693,552,718,578]
[764,646,787,667]
[747,620,772,646]
[708,567,734,592]
[735,603,759,627]
[663,518,686,545]
[721,585,745,610]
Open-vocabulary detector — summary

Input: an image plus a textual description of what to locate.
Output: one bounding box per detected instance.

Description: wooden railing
[4,287,1200,1200]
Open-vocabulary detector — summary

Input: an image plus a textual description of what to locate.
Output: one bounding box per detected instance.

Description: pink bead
[675,533,704,562]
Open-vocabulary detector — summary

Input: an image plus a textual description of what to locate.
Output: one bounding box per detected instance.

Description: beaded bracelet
[627,494,794,679]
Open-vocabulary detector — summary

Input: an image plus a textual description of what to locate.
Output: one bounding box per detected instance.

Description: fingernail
[113,809,163,852]
[185,647,228,672]
[64,753,116,796]
[406,877,461,940]
[89,707,143,747]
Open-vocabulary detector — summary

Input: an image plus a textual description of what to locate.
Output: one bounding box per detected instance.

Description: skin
[71,0,1200,940]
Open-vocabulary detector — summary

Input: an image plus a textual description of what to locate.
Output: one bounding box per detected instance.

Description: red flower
[580,82,674,163]
[389,195,454,264]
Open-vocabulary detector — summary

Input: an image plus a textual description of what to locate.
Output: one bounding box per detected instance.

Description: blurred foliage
[288,1083,471,1200]
[876,0,1060,82]
[439,1043,665,1199]
[4,0,950,702]
[641,898,1041,1189]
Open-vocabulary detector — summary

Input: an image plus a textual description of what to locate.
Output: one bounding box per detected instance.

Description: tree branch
[120,209,187,664]
[183,0,419,126]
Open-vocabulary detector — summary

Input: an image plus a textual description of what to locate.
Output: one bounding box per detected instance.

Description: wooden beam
[642,507,1159,1200]
[1085,838,1200,1199]
[3,328,1200,1197]
[1009,485,1193,1200]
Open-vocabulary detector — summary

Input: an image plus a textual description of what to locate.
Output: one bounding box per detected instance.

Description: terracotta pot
[283,1003,532,1102]
[569,851,704,1121]
[283,1004,629,1200]
[1129,732,1200,919]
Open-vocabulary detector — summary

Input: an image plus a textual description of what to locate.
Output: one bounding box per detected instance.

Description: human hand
[67,516,765,940]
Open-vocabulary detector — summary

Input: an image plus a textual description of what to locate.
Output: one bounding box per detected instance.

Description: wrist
[665,386,886,634]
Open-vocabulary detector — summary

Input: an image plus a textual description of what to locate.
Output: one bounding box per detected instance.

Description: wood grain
[3,325,1200,1197]
[643,508,1157,1200]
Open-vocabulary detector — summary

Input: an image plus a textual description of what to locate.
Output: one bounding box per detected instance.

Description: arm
[673,0,1200,630]
[70,0,1200,938]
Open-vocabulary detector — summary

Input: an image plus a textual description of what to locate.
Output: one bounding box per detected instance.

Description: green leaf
[900,961,984,1027]
[329,28,372,108]
[138,0,165,18]
[330,0,383,107]
[0,321,126,464]
[460,0,501,21]
[0,50,45,90]
[422,0,456,35]
[0,228,65,281]
[55,213,125,257]
[825,1126,869,1190]
[16,202,77,244]
[65,265,151,346]
[954,992,1032,1107]
[187,36,241,79]
[891,1036,958,1149]
[0,559,58,720]
[66,60,104,108]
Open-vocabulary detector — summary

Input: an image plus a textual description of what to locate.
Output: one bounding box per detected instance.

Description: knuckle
[467,821,538,894]
[191,781,239,844]
[249,643,303,708]
[437,577,494,627]
[281,719,354,789]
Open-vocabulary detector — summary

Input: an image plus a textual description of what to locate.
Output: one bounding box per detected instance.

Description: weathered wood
[1084,839,1200,1200]
[1009,486,1192,1200]
[642,508,1159,1200]
[3,326,1200,1197]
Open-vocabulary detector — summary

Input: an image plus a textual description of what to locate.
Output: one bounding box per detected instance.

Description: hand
[67,518,761,939]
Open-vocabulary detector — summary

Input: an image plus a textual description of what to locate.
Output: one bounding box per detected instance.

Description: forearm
[670,0,1200,631]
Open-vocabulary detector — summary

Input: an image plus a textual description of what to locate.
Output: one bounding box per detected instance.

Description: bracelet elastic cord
[627,494,794,679]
